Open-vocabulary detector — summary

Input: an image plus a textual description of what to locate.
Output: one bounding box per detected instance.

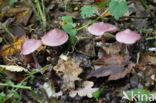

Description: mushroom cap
[87,22,118,36]
[41,28,69,46]
[116,29,141,44]
[21,39,42,55]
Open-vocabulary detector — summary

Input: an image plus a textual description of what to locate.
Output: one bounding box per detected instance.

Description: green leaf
[6,81,14,86]
[8,89,20,98]
[97,1,110,8]
[0,92,5,103]
[62,23,77,45]
[108,0,128,19]
[92,88,104,99]
[62,24,77,36]
[62,16,73,23]
[80,5,97,19]
[153,41,156,46]
[61,16,78,45]
[8,0,18,6]
[69,34,77,45]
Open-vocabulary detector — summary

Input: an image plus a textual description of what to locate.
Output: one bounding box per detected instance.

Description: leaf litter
[0,0,156,103]
[87,54,135,80]
[53,58,83,91]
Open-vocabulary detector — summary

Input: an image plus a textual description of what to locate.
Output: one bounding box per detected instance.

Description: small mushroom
[21,39,42,69]
[87,22,118,36]
[21,39,42,55]
[41,28,69,46]
[116,29,141,44]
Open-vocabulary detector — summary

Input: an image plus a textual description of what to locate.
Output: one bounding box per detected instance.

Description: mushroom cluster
[21,22,141,55]
[87,22,141,44]
[21,28,69,55]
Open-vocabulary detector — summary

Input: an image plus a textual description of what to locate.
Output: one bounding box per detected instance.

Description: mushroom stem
[32,53,41,69]
[101,35,106,44]
[125,44,129,55]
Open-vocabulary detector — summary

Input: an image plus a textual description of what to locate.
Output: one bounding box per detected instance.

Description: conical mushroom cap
[87,22,118,36]
[41,28,69,46]
[116,29,141,44]
[21,39,42,55]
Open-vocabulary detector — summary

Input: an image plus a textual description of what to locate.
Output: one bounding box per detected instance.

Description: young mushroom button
[41,28,69,46]
[21,39,42,55]
[115,29,141,44]
[87,22,118,36]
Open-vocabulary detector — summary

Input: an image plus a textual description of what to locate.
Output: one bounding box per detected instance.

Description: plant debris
[88,54,135,80]
[0,0,156,102]
[53,58,83,91]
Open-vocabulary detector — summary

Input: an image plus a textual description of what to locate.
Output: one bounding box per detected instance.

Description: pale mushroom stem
[125,44,129,55]
[101,35,106,44]
[32,53,41,69]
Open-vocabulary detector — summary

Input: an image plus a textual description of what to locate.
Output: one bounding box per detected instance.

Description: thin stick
[76,9,109,31]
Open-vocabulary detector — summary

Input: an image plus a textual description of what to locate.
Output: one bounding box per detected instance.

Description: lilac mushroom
[21,39,42,68]
[87,22,118,36]
[116,29,141,44]
[115,29,141,54]
[41,28,69,46]
[21,39,42,55]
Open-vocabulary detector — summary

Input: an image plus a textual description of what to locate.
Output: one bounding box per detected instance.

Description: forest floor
[0,0,156,103]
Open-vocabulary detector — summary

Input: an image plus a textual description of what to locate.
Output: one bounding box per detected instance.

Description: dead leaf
[131,1,149,28]
[0,65,28,72]
[5,2,32,25]
[43,81,62,98]
[102,42,121,55]
[69,81,98,98]
[0,36,25,57]
[136,52,156,86]
[93,54,125,66]
[88,54,134,80]
[88,63,134,80]
[53,59,83,91]
[77,39,96,57]
[9,24,26,37]
[139,53,156,65]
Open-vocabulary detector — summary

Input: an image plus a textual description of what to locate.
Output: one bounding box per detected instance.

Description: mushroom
[115,29,141,44]
[21,39,42,69]
[87,22,118,36]
[41,28,69,46]
[115,29,141,54]
[21,39,42,55]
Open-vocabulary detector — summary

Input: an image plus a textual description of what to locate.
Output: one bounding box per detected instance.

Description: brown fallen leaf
[87,54,134,80]
[139,53,156,65]
[135,52,156,86]
[5,1,32,25]
[53,59,83,91]
[9,24,26,37]
[93,54,125,66]
[0,36,25,57]
[77,39,96,57]
[102,42,122,55]
[88,63,134,80]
